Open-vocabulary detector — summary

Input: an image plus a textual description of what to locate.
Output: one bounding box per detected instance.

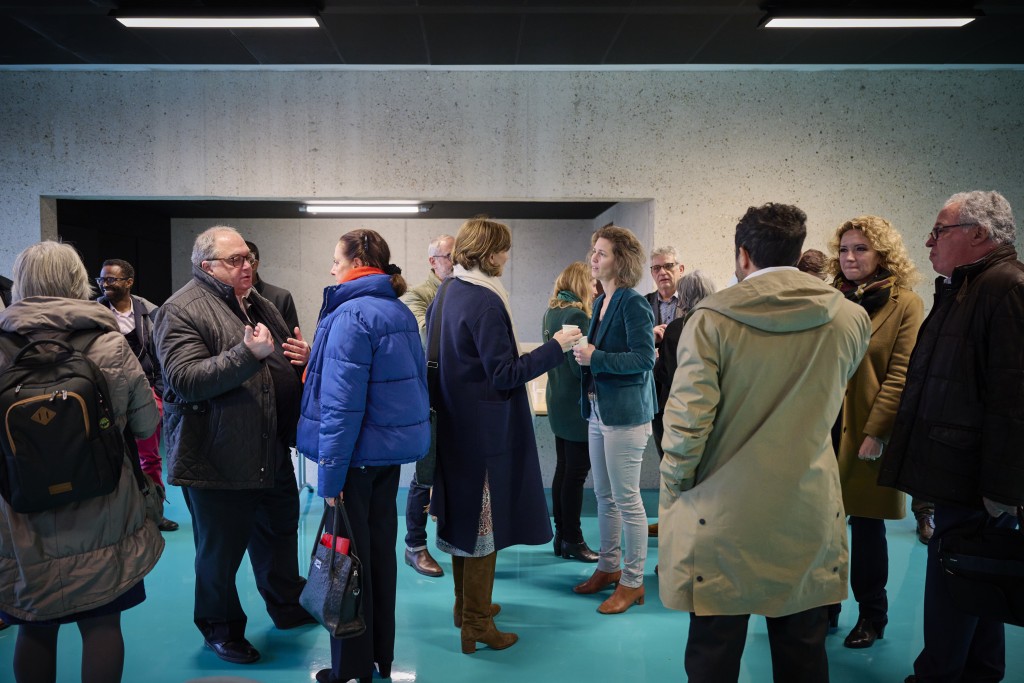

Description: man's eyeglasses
[95,276,130,286]
[651,263,678,273]
[929,223,974,242]
[207,253,257,268]
[433,253,452,261]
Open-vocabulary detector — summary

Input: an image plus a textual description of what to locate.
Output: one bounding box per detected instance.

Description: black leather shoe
[377,661,392,678]
[157,517,179,532]
[904,677,917,683]
[843,616,886,649]
[405,548,444,577]
[916,512,934,544]
[561,539,599,563]
[205,638,260,664]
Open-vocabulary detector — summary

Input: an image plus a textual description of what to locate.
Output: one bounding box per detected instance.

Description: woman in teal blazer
[572,225,656,615]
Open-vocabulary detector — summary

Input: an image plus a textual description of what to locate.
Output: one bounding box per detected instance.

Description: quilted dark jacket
[879,244,1024,509]
[153,266,295,490]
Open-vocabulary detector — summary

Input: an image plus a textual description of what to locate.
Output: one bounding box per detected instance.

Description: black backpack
[0,330,128,513]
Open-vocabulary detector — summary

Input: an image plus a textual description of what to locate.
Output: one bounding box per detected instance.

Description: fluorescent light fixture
[117,16,320,29]
[764,17,975,28]
[301,201,427,215]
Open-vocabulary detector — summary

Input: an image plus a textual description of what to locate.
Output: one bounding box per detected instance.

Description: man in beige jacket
[659,203,871,683]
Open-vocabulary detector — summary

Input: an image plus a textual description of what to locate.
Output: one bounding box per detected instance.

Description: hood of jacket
[695,269,847,334]
[318,273,397,322]
[0,296,118,336]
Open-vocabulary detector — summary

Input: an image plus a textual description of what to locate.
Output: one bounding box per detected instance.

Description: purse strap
[311,500,361,574]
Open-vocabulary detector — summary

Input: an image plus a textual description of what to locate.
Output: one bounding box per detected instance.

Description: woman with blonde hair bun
[826,215,923,649]
[543,261,598,563]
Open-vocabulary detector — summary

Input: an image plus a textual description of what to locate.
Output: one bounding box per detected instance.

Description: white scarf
[452,264,522,352]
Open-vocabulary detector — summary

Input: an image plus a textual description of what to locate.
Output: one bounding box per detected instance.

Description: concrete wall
[3,67,1024,489]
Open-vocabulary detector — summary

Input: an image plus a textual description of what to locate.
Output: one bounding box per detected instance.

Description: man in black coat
[880,190,1024,683]
[97,258,178,532]
[246,240,300,334]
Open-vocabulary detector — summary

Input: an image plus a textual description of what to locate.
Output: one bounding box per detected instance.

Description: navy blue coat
[297,274,430,497]
[427,279,564,554]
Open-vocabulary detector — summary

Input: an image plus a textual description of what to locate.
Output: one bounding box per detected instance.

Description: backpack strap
[67,329,152,494]
[426,278,452,405]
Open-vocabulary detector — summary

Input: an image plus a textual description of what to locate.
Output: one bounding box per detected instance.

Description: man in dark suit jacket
[645,246,684,537]
[246,241,300,334]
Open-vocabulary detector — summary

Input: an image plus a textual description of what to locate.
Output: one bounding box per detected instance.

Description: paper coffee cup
[575,335,587,348]
[562,324,580,334]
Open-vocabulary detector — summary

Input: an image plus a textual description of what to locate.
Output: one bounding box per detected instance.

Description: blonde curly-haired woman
[827,215,923,649]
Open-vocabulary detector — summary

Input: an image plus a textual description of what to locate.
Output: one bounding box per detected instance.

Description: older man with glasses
[879,190,1024,683]
[153,226,315,665]
[644,246,685,537]
[398,233,455,578]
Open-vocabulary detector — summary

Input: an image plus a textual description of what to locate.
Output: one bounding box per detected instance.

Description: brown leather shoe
[597,583,645,614]
[405,548,444,577]
[648,523,659,537]
[915,512,934,544]
[573,568,621,594]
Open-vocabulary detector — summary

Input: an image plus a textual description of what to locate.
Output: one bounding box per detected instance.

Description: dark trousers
[181,445,306,643]
[404,471,431,550]
[551,436,591,543]
[913,503,1017,682]
[850,516,888,623]
[685,606,830,683]
[330,465,400,682]
[652,411,665,458]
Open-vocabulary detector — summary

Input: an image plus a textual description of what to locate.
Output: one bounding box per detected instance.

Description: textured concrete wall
[3,67,1023,490]
[2,68,1023,289]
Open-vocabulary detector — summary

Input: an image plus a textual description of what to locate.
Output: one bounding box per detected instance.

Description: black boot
[561,539,599,562]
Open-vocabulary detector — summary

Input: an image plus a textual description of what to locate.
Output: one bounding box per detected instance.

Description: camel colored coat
[837,287,923,519]
[659,269,870,617]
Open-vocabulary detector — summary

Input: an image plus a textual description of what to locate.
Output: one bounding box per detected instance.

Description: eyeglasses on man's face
[651,262,678,273]
[433,253,452,261]
[208,253,256,269]
[928,223,974,242]
[95,276,130,286]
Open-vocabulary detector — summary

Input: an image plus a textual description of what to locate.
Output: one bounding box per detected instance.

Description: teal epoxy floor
[2,486,1022,683]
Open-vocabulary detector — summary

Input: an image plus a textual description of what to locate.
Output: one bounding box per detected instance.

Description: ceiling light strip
[116,18,320,29]
[764,17,975,29]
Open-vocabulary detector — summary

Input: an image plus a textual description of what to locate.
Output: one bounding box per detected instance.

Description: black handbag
[418,278,452,487]
[938,506,1024,627]
[299,501,366,639]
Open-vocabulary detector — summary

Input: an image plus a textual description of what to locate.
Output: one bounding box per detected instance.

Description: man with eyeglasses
[397,233,454,578]
[245,240,300,335]
[644,246,685,537]
[153,226,314,665]
[879,190,1024,683]
[96,258,179,532]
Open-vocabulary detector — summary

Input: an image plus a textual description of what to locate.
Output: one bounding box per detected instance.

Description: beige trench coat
[837,287,923,519]
[659,270,870,617]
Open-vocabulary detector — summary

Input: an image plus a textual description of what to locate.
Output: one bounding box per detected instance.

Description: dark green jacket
[542,305,589,442]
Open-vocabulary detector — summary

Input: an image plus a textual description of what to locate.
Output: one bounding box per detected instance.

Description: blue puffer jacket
[297,273,430,497]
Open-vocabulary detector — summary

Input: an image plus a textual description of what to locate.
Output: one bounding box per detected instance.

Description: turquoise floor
[2,486,1022,683]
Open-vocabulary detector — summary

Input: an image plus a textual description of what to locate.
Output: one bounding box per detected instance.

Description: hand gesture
[654,323,668,343]
[573,343,594,366]
[283,326,311,367]
[243,323,275,360]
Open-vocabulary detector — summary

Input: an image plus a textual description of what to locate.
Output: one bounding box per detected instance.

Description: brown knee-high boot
[460,552,517,654]
[453,555,501,628]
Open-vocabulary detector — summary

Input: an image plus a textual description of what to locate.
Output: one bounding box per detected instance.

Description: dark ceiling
[2,1,1024,67]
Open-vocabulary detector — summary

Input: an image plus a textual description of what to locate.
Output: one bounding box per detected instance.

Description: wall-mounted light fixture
[301,201,430,215]
[761,7,977,29]
[113,7,321,29]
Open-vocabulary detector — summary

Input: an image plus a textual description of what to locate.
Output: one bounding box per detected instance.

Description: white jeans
[588,398,651,589]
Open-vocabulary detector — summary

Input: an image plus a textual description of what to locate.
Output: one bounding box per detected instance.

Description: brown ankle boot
[573,568,621,594]
[597,583,645,614]
[460,552,518,654]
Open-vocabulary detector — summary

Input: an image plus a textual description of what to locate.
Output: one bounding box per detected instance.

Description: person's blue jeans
[404,472,431,551]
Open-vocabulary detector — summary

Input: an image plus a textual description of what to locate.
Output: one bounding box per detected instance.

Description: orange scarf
[340,266,385,283]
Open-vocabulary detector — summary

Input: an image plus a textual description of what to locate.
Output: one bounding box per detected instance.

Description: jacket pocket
[929,424,982,451]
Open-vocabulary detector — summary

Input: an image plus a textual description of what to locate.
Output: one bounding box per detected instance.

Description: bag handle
[311,499,360,574]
